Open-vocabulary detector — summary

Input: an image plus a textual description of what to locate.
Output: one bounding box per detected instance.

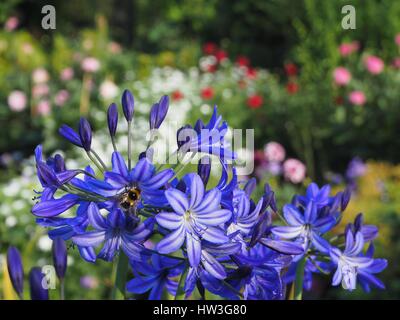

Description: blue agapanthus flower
[156,173,232,268]
[329,229,387,291]
[127,254,184,299]
[30,89,386,300]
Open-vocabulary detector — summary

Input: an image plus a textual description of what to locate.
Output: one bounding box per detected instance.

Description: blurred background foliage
[1,0,400,299]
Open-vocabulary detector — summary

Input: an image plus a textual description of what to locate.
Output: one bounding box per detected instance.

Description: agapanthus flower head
[30,89,386,300]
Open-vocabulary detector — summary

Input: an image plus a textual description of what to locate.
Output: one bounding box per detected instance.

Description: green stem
[111,253,129,300]
[175,265,189,300]
[60,279,65,300]
[128,121,132,170]
[87,151,104,173]
[293,256,307,300]
[91,150,108,171]
[111,136,117,152]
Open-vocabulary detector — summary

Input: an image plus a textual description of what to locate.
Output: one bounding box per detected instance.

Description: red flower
[172,90,184,101]
[284,63,298,76]
[334,96,344,105]
[246,67,257,79]
[203,42,217,55]
[236,55,250,67]
[201,87,214,100]
[247,95,263,109]
[215,49,228,62]
[286,82,299,94]
[206,64,217,73]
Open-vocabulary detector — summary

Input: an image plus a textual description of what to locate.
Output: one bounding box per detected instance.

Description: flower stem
[91,150,108,171]
[175,265,189,300]
[111,252,129,300]
[86,151,104,173]
[60,279,65,300]
[128,121,132,170]
[293,256,306,300]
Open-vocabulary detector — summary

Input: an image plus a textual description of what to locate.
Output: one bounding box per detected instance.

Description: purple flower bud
[149,95,169,129]
[122,89,134,122]
[29,267,49,300]
[249,211,272,247]
[54,154,66,173]
[107,103,118,137]
[244,178,256,197]
[7,246,24,297]
[37,162,59,187]
[78,118,92,151]
[341,187,352,211]
[59,124,83,147]
[198,156,211,185]
[52,238,67,280]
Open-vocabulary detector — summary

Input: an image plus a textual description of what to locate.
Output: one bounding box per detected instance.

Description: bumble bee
[119,187,141,211]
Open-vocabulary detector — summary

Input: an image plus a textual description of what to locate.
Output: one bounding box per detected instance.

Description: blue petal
[186,233,201,267]
[112,152,128,179]
[142,169,174,189]
[259,238,304,255]
[201,226,229,244]
[72,231,106,247]
[282,204,304,226]
[59,124,83,147]
[32,194,79,217]
[156,212,183,230]
[87,202,107,230]
[271,226,303,239]
[156,225,186,254]
[165,189,189,215]
[192,188,221,214]
[189,174,205,208]
[202,251,226,279]
[195,209,231,226]
[131,158,154,182]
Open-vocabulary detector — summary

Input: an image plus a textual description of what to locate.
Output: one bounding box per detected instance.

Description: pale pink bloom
[395,34,400,46]
[364,55,384,74]
[55,90,70,107]
[22,42,33,55]
[60,67,74,81]
[32,84,50,98]
[392,57,400,69]
[32,68,49,84]
[81,57,100,73]
[108,41,122,54]
[80,276,99,290]
[5,16,19,31]
[333,67,351,86]
[100,80,119,100]
[8,90,27,112]
[348,90,366,106]
[36,100,51,115]
[338,41,359,57]
[283,159,306,184]
[264,142,286,162]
